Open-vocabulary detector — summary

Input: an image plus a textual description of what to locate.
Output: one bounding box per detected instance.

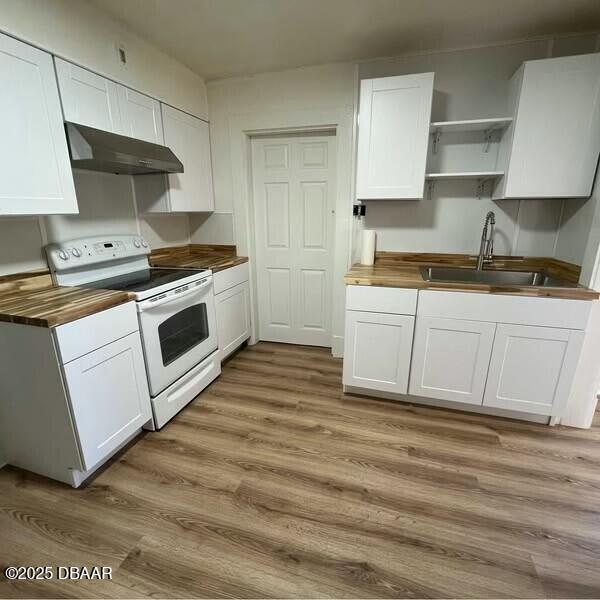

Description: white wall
[0,0,209,275]
[0,0,208,118]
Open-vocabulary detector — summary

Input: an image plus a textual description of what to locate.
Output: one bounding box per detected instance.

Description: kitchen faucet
[476,211,495,270]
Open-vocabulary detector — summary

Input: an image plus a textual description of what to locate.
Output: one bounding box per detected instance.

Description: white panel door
[504,53,600,198]
[483,324,585,416]
[54,58,122,133]
[0,33,77,215]
[117,85,164,144]
[162,104,214,212]
[252,135,336,346]
[343,310,414,394]
[215,281,251,360]
[356,73,434,199]
[63,331,151,470]
[409,316,496,405]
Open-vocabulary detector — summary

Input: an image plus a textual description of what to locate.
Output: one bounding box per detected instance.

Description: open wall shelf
[425,171,504,180]
[429,118,513,134]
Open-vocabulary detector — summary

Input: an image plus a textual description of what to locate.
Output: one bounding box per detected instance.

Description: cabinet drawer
[213,262,249,295]
[346,285,417,315]
[417,290,591,330]
[54,302,138,364]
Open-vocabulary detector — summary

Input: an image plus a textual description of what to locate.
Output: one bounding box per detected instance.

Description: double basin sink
[420,266,574,287]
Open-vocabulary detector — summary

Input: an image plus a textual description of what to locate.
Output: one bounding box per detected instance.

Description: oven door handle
[138,278,212,312]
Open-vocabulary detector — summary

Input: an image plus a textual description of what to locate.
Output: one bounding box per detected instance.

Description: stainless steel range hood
[65,122,184,175]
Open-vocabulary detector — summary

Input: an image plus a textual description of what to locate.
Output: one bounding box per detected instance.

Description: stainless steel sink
[420,266,574,287]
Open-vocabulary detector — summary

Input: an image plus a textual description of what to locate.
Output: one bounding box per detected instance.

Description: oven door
[137,276,218,397]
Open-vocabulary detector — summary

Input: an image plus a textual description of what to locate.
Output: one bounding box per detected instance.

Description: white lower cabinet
[343,310,415,394]
[215,281,251,360]
[483,324,585,416]
[0,302,152,487]
[408,316,496,405]
[62,331,151,469]
[344,287,591,421]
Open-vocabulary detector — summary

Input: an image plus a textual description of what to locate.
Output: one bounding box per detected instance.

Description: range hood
[65,122,184,175]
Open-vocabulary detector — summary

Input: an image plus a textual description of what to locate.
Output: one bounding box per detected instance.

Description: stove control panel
[46,235,150,272]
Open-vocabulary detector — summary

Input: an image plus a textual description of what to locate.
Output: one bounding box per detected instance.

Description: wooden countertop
[0,279,134,328]
[345,252,599,300]
[149,244,248,272]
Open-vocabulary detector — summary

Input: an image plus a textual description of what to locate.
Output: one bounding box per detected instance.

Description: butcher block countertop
[345,252,599,300]
[0,271,134,328]
[149,244,248,272]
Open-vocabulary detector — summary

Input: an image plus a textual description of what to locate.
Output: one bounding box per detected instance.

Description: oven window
[158,303,209,366]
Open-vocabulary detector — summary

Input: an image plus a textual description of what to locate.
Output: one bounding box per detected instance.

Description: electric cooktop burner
[82,267,207,294]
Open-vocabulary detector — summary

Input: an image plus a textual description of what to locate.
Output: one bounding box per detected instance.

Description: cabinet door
[409,317,496,405]
[62,331,151,470]
[0,34,77,215]
[162,104,214,212]
[483,324,584,416]
[55,58,122,133]
[215,281,251,360]
[343,310,415,394]
[505,53,600,198]
[117,85,164,144]
[356,73,434,200]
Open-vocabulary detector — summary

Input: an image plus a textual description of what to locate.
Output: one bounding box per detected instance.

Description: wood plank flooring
[1,342,600,598]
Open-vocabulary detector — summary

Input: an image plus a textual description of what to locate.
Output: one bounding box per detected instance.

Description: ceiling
[92,0,600,81]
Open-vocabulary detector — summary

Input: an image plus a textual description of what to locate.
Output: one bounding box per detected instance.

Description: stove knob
[141,239,148,248]
[58,249,69,261]
[71,247,82,258]
[133,239,141,248]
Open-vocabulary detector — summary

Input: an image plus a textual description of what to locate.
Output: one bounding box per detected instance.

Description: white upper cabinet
[498,53,600,199]
[55,58,122,133]
[160,104,214,212]
[356,73,434,199]
[0,34,77,215]
[117,85,164,145]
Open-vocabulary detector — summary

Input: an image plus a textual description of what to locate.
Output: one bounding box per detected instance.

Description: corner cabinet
[497,52,600,199]
[356,73,434,199]
[0,34,77,215]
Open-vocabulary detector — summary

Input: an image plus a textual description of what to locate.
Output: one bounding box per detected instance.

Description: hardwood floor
[1,342,600,598]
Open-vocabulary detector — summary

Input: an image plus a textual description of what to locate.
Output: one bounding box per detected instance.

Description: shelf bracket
[477,179,485,199]
[431,130,441,154]
[427,180,435,200]
[477,178,494,199]
[483,129,494,153]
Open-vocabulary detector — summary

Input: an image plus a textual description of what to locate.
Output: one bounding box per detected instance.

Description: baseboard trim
[343,385,550,424]
[331,335,344,358]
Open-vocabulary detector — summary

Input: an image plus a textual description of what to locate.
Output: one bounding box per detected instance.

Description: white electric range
[46,234,221,428]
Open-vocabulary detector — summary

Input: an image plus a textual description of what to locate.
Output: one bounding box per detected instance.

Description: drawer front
[346,285,418,315]
[213,262,249,295]
[55,302,138,364]
[151,350,221,429]
[417,290,591,330]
